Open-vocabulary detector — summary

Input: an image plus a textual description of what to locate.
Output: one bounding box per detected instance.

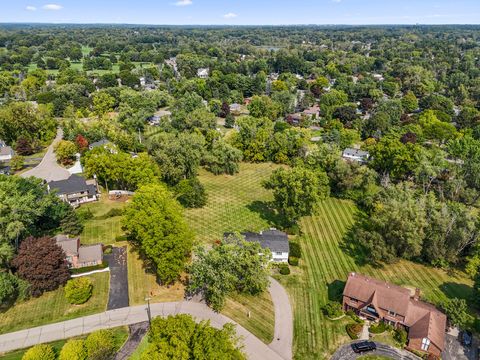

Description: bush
[288,256,299,266]
[394,328,408,346]
[284,224,301,235]
[322,301,344,318]
[85,329,116,360]
[22,344,55,360]
[347,310,363,324]
[289,242,301,258]
[346,323,363,340]
[64,277,93,304]
[369,321,387,334]
[76,207,94,222]
[59,339,87,360]
[279,264,290,275]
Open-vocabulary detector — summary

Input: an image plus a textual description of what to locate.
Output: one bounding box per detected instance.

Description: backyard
[275,197,474,360]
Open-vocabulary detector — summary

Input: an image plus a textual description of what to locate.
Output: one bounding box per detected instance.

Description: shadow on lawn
[246,200,287,229]
[328,280,346,302]
[439,282,474,302]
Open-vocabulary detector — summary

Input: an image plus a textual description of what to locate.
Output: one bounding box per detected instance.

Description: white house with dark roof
[197,68,209,79]
[47,174,98,207]
[226,229,290,263]
[342,148,370,163]
[0,140,14,162]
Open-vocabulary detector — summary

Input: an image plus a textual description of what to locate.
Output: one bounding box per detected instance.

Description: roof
[78,244,103,264]
[342,148,369,158]
[89,139,110,148]
[303,105,320,115]
[0,146,14,156]
[344,272,411,316]
[48,175,96,196]
[344,273,446,351]
[241,230,290,253]
[54,235,79,256]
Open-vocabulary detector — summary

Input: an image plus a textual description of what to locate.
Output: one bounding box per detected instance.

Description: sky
[0,0,479,25]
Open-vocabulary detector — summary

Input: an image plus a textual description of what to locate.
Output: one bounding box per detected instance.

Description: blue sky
[1,0,479,25]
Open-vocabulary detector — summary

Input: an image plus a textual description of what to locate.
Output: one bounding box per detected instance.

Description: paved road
[0,278,293,360]
[331,341,422,360]
[106,247,129,310]
[114,322,149,360]
[20,128,70,182]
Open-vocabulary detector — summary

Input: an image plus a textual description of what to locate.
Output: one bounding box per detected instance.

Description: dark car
[460,330,473,347]
[352,341,377,353]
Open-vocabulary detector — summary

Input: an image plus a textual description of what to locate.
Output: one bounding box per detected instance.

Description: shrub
[289,242,301,258]
[347,310,363,324]
[288,256,299,266]
[346,323,363,340]
[59,339,87,360]
[22,344,55,360]
[64,277,93,304]
[369,321,387,334]
[322,301,344,318]
[394,328,408,346]
[76,207,94,222]
[279,264,290,275]
[85,329,116,360]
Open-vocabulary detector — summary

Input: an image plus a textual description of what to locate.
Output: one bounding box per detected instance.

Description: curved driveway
[21,128,70,182]
[0,278,292,360]
[331,341,422,360]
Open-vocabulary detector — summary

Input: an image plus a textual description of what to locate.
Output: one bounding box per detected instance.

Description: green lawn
[79,195,127,245]
[275,198,474,360]
[185,162,282,244]
[0,272,109,335]
[0,326,128,360]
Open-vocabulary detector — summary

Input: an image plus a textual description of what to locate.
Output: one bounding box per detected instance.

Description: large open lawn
[0,272,109,335]
[275,198,474,360]
[185,162,281,244]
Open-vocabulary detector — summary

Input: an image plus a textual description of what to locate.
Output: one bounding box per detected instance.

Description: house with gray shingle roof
[54,235,103,269]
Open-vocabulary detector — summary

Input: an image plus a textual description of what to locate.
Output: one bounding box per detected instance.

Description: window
[275,252,283,256]
[388,310,396,316]
[421,338,430,351]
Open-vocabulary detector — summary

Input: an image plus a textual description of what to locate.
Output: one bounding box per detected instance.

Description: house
[0,141,14,162]
[229,103,242,114]
[47,175,98,207]
[225,229,289,262]
[54,234,103,268]
[343,273,446,358]
[303,104,320,119]
[342,148,370,163]
[88,139,110,151]
[147,110,172,126]
[197,68,209,79]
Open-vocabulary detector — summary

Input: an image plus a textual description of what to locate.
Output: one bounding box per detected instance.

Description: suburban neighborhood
[0,4,479,360]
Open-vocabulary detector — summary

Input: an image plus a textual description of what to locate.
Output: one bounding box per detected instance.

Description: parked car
[352,341,376,353]
[460,330,472,347]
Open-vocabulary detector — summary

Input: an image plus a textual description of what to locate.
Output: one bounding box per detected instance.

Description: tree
[263,167,330,224]
[10,155,24,171]
[204,140,243,175]
[75,134,89,153]
[123,184,193,284]
[141,314,245,360]
[54,140,77,165]
[419,110,457,144]
[22,344,56,360]
[247,95,280,120]
[441,298,470,328]
[15,137,33,156]
[64,277,93,304]
[401,91,419,113]
[0,272,18,304]
[174,178,207,209]
[12,236,70,297]
[85,329,116,360]
[59,339,87,360]
[187,236,270,311]
[61,209,83,236]
[225,113,235,128]
[92,92,116,116]
[220,101,230,118]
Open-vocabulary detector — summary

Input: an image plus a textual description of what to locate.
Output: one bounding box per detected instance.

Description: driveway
[331,341,421,360]
[114,322,149,360]
[442,334,475,360]
[20,128,70,182]
[268,277,293,359]
[106,246,129,310]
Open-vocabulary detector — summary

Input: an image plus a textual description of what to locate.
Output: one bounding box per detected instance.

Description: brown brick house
[343,272,446,358]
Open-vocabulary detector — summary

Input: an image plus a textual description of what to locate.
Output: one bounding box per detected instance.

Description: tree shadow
[328,280,346,302]
[439,282,474,302]
[246,200,287,229]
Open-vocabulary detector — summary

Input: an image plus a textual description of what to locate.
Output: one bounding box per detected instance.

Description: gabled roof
[243,230,289,253]
[0,146,14,156]
[48,175,96,196]
[406,298,446,350]
[78,244,103,264]
[342,148,369,158]
[54,235,79,256]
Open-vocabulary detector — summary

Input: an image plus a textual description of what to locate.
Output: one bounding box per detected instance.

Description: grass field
[0,272,109,335]
[79,195,127,245]
[185,162,281,244]
[275,198,474,360]
[0,326,128,360]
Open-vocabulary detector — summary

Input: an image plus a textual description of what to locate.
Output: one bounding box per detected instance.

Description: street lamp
[145,296,152,326]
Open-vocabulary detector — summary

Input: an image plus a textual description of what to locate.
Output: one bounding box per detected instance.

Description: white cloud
[26,5,37,11]
[174,0,192,6]
[332,0,342,3]
[223,12,238,19]
[43,4,63,10]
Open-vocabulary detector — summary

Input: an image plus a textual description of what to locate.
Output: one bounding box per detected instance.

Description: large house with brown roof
[343,272,446,358]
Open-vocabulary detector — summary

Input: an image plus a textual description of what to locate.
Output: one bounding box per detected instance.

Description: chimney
[413,288,420,301]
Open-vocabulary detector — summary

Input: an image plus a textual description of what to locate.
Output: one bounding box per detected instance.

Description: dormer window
[421,337,430,351]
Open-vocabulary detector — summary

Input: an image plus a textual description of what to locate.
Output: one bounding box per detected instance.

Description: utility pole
[145,296,152,326]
